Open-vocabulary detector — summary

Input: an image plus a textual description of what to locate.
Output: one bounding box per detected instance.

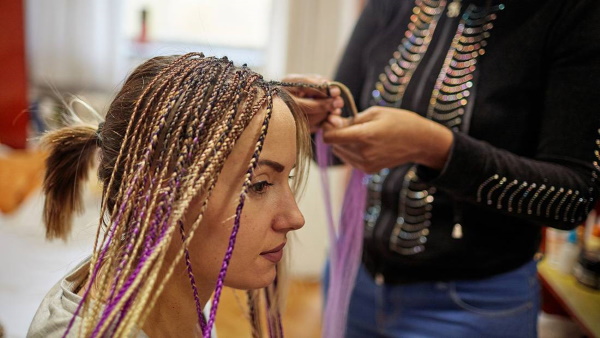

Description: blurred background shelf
[538,259,600,337]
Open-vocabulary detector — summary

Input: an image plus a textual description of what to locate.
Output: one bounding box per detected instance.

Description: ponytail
[42,125,99,240]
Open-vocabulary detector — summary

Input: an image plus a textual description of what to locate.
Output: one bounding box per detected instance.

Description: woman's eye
[250,181,273,194]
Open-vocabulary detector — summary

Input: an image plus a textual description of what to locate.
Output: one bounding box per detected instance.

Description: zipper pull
[452,223,463,239]
[447,0,462,18]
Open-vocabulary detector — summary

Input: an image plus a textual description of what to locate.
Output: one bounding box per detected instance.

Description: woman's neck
[142,258,214,337]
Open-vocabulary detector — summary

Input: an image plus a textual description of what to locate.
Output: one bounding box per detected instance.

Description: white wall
[280,0,361,278]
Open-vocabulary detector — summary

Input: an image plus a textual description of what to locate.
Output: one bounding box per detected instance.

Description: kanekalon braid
[98,64,204,323]
[174,66,231,330]
[94,68,207,336]
[264,275,284,338]
[138,79,268,336]
[203,85,275,337]
[270,81,328,92]
[84,61,207,337]
[170,62,244,329]
[247,289,263,338]
[113,60,243,336]
[70,55,197,338]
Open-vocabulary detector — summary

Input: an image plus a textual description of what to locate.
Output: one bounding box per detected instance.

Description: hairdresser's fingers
[326,115,352,129]
[294,96,339,116]
[332,144,386,174]
[332,144,361,164]
[327,107,379,127]
[328,86,342,100]
[332,96,344,112]
[309,115,329,133]
[321,120,337,132]
[331,145,375,173]
[323,121,371,145]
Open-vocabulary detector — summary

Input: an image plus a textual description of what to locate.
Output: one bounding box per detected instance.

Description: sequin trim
[427,5,503,132]
[364,169,390,239]
[476,128,600,223]
[389,165,435,255]
[371,0,447,107]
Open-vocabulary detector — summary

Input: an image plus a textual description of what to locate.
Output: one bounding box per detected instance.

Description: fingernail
[333,98,344,108]
[329,115,343,127]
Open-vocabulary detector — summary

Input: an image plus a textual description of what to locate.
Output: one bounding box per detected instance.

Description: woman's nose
[274,192,305,232]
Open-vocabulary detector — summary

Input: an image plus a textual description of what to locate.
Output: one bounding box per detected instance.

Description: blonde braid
[80,56,206,336]
[140,76,270,334]
[94,65,208,336]
[112,57,258,334]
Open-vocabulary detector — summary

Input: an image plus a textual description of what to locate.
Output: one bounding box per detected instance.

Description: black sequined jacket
[333,0,600,283]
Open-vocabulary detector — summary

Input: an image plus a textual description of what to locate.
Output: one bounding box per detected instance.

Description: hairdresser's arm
[322,107,453,172]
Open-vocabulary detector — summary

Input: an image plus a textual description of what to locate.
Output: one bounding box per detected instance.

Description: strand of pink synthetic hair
[316,130,366,338]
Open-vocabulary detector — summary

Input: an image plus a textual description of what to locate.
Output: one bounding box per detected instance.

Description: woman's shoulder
[27,258,150,338]
[27,258,89,338]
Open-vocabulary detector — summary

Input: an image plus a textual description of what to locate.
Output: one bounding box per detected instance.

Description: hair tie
[96,122,105,146]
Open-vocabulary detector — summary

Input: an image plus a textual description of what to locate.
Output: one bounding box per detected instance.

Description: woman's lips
[260,242,286,263]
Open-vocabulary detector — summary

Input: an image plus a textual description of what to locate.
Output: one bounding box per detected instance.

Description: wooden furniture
[538,259,600,338]
[216,280,322,337]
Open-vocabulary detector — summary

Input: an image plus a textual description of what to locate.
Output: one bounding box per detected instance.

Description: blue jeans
[323,260,540,338]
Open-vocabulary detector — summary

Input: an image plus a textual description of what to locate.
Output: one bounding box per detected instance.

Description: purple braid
[179,220,208,329]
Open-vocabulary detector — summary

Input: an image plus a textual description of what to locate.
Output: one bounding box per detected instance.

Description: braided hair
[41,53,324,337]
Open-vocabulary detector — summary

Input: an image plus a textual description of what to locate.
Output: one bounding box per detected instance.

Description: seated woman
[28,53,313,337]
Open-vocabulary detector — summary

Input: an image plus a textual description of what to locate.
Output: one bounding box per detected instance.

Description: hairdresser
[286,0,600,336]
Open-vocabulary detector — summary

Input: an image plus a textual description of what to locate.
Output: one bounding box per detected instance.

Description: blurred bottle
[557,230,579,275]
[138,8,148,44]
[573,207,600,289]
[546,228,568,268]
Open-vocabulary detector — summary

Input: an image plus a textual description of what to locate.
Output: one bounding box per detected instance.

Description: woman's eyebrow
[257,159,285,172]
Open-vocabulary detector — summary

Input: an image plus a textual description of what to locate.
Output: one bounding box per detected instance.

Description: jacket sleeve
[418,1,600,230]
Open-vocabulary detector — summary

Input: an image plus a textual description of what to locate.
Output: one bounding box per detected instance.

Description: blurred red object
[0,0,29,149]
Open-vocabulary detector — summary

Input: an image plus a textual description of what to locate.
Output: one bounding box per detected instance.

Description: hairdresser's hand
[322,106,453,173]
[282,74,344,132]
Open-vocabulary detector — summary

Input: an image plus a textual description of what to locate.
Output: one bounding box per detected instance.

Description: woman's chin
[225,268,276,290]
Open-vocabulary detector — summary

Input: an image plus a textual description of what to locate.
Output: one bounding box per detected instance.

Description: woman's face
[189,97,305,290]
